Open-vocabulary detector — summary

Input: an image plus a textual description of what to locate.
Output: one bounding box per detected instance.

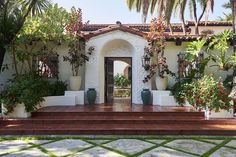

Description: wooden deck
[0,102,236,136]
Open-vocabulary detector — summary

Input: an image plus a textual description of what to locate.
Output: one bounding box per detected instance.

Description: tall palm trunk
[180,14,186,35]
[192,0,207,35]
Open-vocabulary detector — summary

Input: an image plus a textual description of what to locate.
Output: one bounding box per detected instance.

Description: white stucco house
[1,21,235,118]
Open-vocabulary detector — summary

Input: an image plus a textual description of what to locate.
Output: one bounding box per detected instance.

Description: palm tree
[126,0,176,33]
[0,0,51,71]
[218,2,232,21]
[126,0,214,35]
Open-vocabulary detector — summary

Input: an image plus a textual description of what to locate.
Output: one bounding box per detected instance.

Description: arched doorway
[105,57,132,104]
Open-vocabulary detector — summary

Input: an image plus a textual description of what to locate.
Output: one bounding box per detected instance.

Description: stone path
[0,137,235,157]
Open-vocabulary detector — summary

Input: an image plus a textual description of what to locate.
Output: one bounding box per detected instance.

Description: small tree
[143,17,175,83]
[63,7,92,76]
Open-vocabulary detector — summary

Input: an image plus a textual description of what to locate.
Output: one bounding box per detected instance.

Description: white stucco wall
[0,43,85,91]
[85,30,151,104]
[1,26,234,105]
[189,26,232,35]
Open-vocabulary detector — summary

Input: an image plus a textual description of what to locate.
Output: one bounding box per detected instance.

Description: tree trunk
[0,46,6,71]
[195,23,199,35]
[168,24,173,35]
[181,16,186,35]
[230,0,236,113]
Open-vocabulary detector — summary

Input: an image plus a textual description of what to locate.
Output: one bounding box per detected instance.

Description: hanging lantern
[142,53,151,71]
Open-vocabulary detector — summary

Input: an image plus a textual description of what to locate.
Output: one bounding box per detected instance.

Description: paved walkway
[0,137,236,157]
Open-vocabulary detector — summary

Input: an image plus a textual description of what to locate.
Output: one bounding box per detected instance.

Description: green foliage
[207,30,236,71]
[170,79,192,106]
[0,74,48,113]
[18,4,69,44]
[184,30,236,73]
[114,89,131,97]
[0,74,67,114]
[218,2,232,21]
[47,80,67,96]
[114,74,131,88]
[185,39,206,62]
[173,75,232,111]
[0,0,51,49]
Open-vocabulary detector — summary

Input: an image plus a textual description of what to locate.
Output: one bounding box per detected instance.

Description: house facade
[0,21,234,106]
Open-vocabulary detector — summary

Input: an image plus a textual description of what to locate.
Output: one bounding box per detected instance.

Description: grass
[0,136,235,157]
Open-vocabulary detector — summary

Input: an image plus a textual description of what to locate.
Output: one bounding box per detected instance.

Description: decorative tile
[226,140,236,148]
[165,139,215,155]
[2,148,49,157]
[104,139,154,155]
[41,139,92,156]
[203,139,224,144]
[138,146,196,157]
[146,139,166,144]
[27,140,50,145]
[87,140,111,144]
[0,140,31,155]
[71,146,123,157]
[209,147,236,157]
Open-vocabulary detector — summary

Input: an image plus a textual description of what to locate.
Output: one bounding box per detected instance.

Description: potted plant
[142,17,175,90]
[63,8,93,91]
[63,42,90,91]
[0,74,49,118]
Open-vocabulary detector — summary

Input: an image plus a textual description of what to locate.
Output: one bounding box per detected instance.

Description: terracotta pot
[69,76,81,91]
[155,76,168,90]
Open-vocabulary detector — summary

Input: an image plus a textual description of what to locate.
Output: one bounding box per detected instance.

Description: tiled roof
[164,35,211,41]
[82,23,190,32]
[83,24,147,40]
[82,21,224,41]
[186,21,232,26]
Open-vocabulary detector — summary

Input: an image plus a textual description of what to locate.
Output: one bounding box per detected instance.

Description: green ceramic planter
[87,88,96,105]
[141,88,151,105]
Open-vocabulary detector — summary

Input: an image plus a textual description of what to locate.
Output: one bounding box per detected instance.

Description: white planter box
[3,103,31,118]
[152,90,179,106]
[209,109,234,119]
[64,91,84,105]
[40,96,76,108]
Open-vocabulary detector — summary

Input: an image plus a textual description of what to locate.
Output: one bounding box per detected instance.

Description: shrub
[114,74,131,88]
[172,75,233,112]
[47,81,67,96]
[0,74,49,113]
[0,74,67,114]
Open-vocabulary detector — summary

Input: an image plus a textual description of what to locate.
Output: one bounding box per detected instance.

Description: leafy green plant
[0,74,67,114]
[114,74,131,88]
[207,30,236,71]
[0,74,49,114]
[47,81,67,96]
[171,79,192,106]
[176,75,232,112]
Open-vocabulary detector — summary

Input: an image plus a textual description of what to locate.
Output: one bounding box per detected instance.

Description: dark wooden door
[105,58,114,103]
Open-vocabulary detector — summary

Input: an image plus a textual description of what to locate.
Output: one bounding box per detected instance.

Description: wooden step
[0,123,236,135]
[1,118,236,125]
[32,111,205,117]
